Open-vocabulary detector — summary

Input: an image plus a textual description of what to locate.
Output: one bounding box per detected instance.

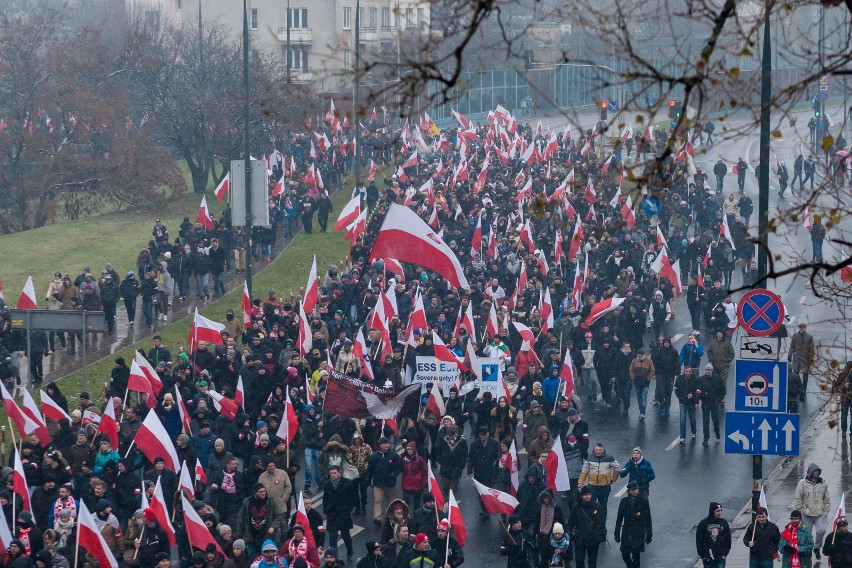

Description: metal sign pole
[25,311,31,393]
[82,311,88,392]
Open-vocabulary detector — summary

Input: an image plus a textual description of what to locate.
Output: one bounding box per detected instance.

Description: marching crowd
[0,101,847,568]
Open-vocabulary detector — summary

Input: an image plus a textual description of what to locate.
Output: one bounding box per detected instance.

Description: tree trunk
[186,155,209,194]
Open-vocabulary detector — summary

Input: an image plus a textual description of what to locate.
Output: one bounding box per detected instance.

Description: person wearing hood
[31,474,58,531]
[319,435,349,485]
[302,404,324,491]
[527,426,553,466]
[618,448,655,499]
[522,399,548,448]
[695,502,731,567]
[237,483,285,558]
[533,490,565,568]
[324,465,355,560]
[34,548,68,568]
[91,499,124,557]
[578,443,620,524]
[251,540,288,568]
[516,469,546,530]
[0,539,31,568]
[541,365,562,408]
[346,432,372,516]
[379,498,411,546]
[357,541,390,568]
[793,463,832,560]
[14,511,43,557]
[779,510,814,568]
[500,515,530,568]
[614,482,652,568]
[400,442,427,511]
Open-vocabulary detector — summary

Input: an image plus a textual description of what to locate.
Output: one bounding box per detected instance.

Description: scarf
[539,502,555,535]
[499,452,511,470]
[222,471,237,494]
[781,523,800,568]
[249,500,268,532]
[54,496,77,523]
[548,534,570,567]
[288,537,308,560]
[18,527,33,555]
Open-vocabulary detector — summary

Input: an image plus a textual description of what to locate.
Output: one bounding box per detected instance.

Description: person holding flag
[434,519,464,568]
[822,515,852,565]
[778,510,815,568]
[744,507,781,568]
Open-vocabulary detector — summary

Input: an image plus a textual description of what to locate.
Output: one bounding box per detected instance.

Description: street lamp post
[286,0,291,82]
[243,0,254,298]
[353,0,362,187]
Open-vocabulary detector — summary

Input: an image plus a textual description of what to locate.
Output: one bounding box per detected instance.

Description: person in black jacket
[695,502,731,567]
[650,337,679,417]
[466,426,499,504]
[614,482,652,568]
[365,437,402,527]
[323,466,354,560]
[397,534,440,568]
[823,516,852,566]
[744,507,780,567]
[434,520,464,568]
[135,509,170,568]
[433,426,468,499]
[209,239,227,297]
[698,364,726,445]
[674,367,700,443]
[570,487,606,568]
[500,515,531,568]
[356,542,390,568]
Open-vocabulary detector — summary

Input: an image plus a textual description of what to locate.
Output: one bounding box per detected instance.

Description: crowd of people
[0,102,846,568]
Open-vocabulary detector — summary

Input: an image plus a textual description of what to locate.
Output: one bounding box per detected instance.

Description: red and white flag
[127,360,155,405]
[472,478,518,515]
[98,399,119,450]
[78,501,119,568]
[175,388,192,436]
[621,195,636,229]
[195,458,208,485]
[583,297,626,328]
[508,440,520,496]
[0,502,12,550]
[296,492,317,548]
[188,308,226,348]
[354,327,375,381]
[197,195,215,231]
[656,225,668,251]
[454,302,477,343]
[21,389,50,447]
[1,383,38,438]
[518,219,535,251]
[151,478,177,546]
[369,204,469,289]
[343,207,368,245]
[304,376,314,405]
[433,333,469,372]
[452,110,470,129]
[513,321,535,352]
[242,281,252,327]
[759,486,770,521]
[335,193,361,231]
[181,494,225,555]
[448,490,467,547]
[621,125,633,142]
[16,276,37,309]
[178,462,195,497]
[427,461,445,510]
[384,257,404,277]
[214,172,230,202]
[303,255,319,314]
[0,278,4,302]
[833,492,846,531]
[208,390,239,420]
[402,150,419,169]
[276,389,300,446]
[470,215,483,257]
[135,352,164,396]
[298,301,312,356]
[802,206,813,233]
[133,411,180,471]
[651,249,683,297]
[560,349,576,401]
[406,293,427,347]
[13,451,32,514]
[486,303,500,340]
[567,217,584,260]
[235,376,245,411]
[720,213,737,250]
[39,389,71,424]
[367,160,379,182]
[545,435,572,492]
[425,380,446,418]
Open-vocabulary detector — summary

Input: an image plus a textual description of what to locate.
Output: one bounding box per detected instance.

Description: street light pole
[286,0,291,82]
[243,0,254,299]
[353,0,362,187]
[754,0,773,519]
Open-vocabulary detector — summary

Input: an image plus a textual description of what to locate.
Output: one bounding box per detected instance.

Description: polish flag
[535,249,549,277]
[214,172,230,202]
[181,494,225,556]
[382,285,398,320]
[0,278,4,302]
[384,257,404,277]
[451,110,470,129]
[406,293,427,348]
[369,204,469,289]
[175,388,192,435]
[78,502,119,568]
[425,380,446,418]
[197,195,215,231]
[335,193,361,231]
[656,225,668,250]
[133,411,180,471]
[802,206,813,232]
[545,435,572,492]
[16,276,37,309]
[448,490,467,546]
[427,461,445,510]
[303,255,319,314]
[195,458,208,485]
[344,207,368,245]
[0,502,12,550]
[621,125,633,142]
[471,478,518,515]
[296,492,316,548]
[304,376,314,405]
[621,195,636,229]
[701,242,713,269]
[513,321,535,352]
[242,281,252,327]
[651,249,683,297]
[1,383,38,438]
[188,308,226,348]
[454,302,477,343]
[271,175,285,198]
[583,296,626,328]
[643,126,654,143]
[298,301,312,356]
[486,303,499,340]
[208,390,239,420]
[759,486,770,521]
[21,389,50,447]
[486,225,498,259]
[354,327,375,381]
[39,389,71,424]
[98,398,119,450]
[234,376,245,411]
[367,160,379,182]
[470,215,483,257]
[178,461,195,497]
[540,289,554,334]
[508,441,520,496]
[135,352,163,396]
[720,213,737,250]
[833,493,846,531]
[609,186,622,209]
[128,359,154,396]
[567,217,584,260]
[402,150,419,169]
[433,333,469,371]
[150,478,177,546]
[13,451,32,514]
[571,260,583,308]
[518,219,535,251]
[276,389,300,446]
[560,349,576,401]
[600,155,613,176]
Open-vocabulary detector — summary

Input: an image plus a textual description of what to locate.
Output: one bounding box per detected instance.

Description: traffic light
[600,101,608,121]
[668,99,681,120]
[813,99,821,117]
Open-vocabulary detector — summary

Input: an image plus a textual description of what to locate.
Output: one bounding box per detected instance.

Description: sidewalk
[701,409,849,567]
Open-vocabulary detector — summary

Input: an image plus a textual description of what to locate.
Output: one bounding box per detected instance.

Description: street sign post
[737,289,786,337]
[738,335,782,360]
[725,412,800,455]
[734,360,788,412]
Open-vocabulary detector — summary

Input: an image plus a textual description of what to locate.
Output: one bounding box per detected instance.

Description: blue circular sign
[737,289,785,336]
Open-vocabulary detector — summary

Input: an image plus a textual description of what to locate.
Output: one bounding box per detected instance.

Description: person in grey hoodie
[793,463,832,560]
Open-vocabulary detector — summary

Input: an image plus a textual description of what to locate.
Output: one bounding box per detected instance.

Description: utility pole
[353,0,362,187]
[286,0,291,82]
[819,6,826,122]
[198,1,202,64]
[243,0,254,299]
[754,0,772,518]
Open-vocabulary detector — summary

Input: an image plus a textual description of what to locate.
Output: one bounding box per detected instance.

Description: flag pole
[133,526,146,559]
[74,514,81,568]
[498,520,516,544]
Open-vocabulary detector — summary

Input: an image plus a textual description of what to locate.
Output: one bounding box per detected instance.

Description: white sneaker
[163,315,168,321]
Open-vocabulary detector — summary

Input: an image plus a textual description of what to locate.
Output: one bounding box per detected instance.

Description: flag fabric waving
[1,383,38,438]
[544,435,572,492]
[78,501,119,568]
[150,478,177,546]
[242,281,252,327]
[197,195,215,231]
[508,440,520,496]
[16,276,38,309]
[425,380,446,418]
[214,172,230,202]
[188,308,226,348]
[13,451,32,514]
[448,490,467,547]
[181,494,225,555]
[427,461,445,510]
[583,297,626,328]
[133,411,180,471]
[472,478,519,515]
[303,255,319,314]
[39,389,71,424]
[98,400,119,450]
[21,389,50,447]
[296,492,317,548]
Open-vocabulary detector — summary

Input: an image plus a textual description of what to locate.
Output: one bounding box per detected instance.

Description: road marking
[671,333,684,344]
[337,524,365,548]
[800,295,807,304]
[788,315,796,323]
[614,484,628,498]
[666,436,682,450]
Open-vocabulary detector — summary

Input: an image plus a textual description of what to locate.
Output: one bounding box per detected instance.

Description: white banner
[463,357,503,397]
[409,356,461,396]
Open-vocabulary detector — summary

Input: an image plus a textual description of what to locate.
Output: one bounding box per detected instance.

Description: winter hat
[508,514,521,526]
[365,542,381,553]
[632,447,642,454]
[415,533,429,546]
[552,522,564,535]
[626,481,639,490]
[251,482,265,495]
[142,507,157,522]
[232,539,246,551]
[262,541,278,553]
[190,552,205,564]
[59,509,72,519]
[378,436,390,445]
[292,524,305,534]
[323,548,338,559]
[566,408,578,417]
[156,553,170,562]
[437,520,450,532]
[790,509,803,519]
[218,524,232,537]
[705,363,714,371]
[96,499,111,513]
[77,429,87,437]
[16,511,32,524]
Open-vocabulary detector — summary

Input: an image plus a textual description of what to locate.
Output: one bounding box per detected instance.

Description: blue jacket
[679,342,704,368]
[619,458,656,492]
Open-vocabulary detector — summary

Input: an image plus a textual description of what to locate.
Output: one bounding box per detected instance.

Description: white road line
[666,436,682,451]
[338,525,364,547]
[671,333,684,344]
[614,484,628,498]
[800,295,807,304]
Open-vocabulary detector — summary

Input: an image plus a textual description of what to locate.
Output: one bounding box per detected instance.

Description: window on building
[175,0,181,10]
[343,49,351,68]
[287,48,310,72]
[357,7,364,28]
[417,7,425,28]
[368,7,377,28]
[394,9,400,28]
[144,10,160,31]
[381,7,390,28]
[250,8,258,30]
[343,7,351,29]
[288,8,308,29]
[405,8,413,27]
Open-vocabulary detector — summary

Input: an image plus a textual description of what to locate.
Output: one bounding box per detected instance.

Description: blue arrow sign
[724,412,800,455]
[735,360,788,413]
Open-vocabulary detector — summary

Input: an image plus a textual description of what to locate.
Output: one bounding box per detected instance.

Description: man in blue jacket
[365,436,402,527]
[680,333,704,375]
[619,447,656,499]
